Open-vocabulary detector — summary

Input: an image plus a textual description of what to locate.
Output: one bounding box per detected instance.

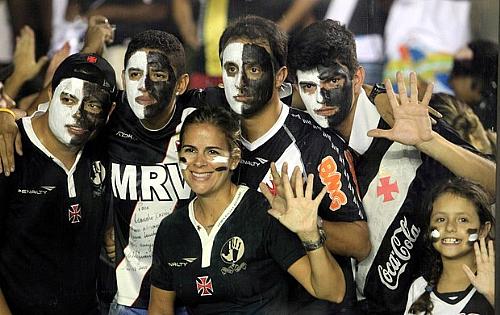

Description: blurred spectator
[470,0,498,43]
[323,0,393,84]
[173,0,320,88]
[449,40,498,132]
[6,0,52,58]
[430,93,496,156]
[384,0,471,93]
[0,0,13,66]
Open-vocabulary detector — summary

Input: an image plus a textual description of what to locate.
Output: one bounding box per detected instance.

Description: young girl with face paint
[149,105,346,315]
[404,177,495,315]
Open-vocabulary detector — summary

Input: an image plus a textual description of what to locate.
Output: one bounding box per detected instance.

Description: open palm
[260,162,327,236]
[368,71,434,146]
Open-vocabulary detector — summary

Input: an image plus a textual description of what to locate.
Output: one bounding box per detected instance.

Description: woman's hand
[260,162,327,240]
[463,238,495,306]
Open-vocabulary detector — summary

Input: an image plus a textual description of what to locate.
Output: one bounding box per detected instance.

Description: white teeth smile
[442,238,461,244]
[192,172,211,179]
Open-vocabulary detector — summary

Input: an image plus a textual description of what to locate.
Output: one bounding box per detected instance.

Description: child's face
[429,192,482,260]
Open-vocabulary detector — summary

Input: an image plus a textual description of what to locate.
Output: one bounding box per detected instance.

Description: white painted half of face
[297,68,328,128]
[222,42,244,114]
[430,229,441,239]
[125,50,148,119]
[48,78,83,145]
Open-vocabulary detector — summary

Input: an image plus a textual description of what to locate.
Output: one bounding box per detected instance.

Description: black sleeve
[150,218,174,291]
[265,214,306,271]
[313,136,366,223]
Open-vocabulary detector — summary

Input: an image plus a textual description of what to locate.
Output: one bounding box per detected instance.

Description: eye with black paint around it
[321,77,345,90]
[149,70,169,82]
[83,101,103,115]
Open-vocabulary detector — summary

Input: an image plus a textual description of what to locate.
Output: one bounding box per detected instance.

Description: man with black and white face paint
[218,16,369,315]
[49,77,110,147]
[123,48,183,129]
[289,19,497,315]
[0,53,116,314]
[297,63,354,129]
[222,42,275,117]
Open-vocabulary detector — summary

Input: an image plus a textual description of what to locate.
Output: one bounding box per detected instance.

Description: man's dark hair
[288,19,359,81]
[219,15,288,70]
[124,30,186,77]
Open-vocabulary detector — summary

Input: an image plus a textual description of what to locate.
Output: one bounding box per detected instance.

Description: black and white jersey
[151,186,306,314]
[0,116,108,315]
[404,276,494,315]
[234,103,365,313]
[106,91,196,308]
[351,90,480,314]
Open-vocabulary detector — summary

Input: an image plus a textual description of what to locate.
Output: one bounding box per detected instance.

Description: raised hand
[367,71,434,146]
[259,162,294,214]
[81,15,115,55]
[261,162,327,239]
[463,238,495,306]
[12,26,49,82]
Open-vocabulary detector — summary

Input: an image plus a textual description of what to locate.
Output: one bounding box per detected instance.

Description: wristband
[302,228,326,251]
[0,108,16,120]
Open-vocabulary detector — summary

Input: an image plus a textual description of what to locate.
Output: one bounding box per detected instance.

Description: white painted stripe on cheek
[222,42,244,114]
[125,51,148,119]
[211,156,229,164]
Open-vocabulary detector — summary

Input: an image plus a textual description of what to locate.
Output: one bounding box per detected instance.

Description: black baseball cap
[52,53,117,98]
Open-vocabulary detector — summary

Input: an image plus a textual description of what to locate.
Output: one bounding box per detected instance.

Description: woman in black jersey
[149,105,345,314]
[405,178,495,314]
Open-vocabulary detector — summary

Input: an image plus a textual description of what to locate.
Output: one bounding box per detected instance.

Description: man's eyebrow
[127,67,143,71]
[60,91,78,99]
[298,81,316,85]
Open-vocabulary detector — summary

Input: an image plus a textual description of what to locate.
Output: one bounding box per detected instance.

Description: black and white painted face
[297,64,353,128]
[48,78,110,147]
[125,50,177,119]
[222,42,275,117]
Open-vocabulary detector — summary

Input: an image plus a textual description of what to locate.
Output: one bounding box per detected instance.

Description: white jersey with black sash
[351,90,482,314]
[106,91,196,307]
[404,276,494,315]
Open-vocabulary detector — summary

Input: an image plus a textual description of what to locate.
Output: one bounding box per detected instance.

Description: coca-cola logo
[378,216,420,290]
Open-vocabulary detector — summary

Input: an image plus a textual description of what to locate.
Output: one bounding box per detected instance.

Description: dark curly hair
[288,19,359,83]
[124,30,186,77]
[218,15,288,71]
[409,177,494,314]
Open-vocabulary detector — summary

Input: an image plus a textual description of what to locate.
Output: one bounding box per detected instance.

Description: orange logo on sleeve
[318,156,347,211]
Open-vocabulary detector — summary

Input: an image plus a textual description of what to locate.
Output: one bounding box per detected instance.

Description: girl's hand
[463,238,495,306]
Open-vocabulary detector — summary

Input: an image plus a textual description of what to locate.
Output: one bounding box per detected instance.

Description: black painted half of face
[70,81,111,145]
[239,44,274,117]
[318,64,353,127]
[144,51,177,118]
